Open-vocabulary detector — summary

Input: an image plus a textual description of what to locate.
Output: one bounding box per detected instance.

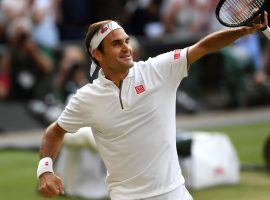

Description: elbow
[188,43,208,64]
[196,42,210,56]
[44,122,66,139]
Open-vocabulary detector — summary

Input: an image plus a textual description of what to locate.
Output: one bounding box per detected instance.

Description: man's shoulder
[78,83,92,91]
[67,83,97,107]
[74,83,94,97]
[137,51,175,64]
[133,58,154,69]
[76,80,109,96]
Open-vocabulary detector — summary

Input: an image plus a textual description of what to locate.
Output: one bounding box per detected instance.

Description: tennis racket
[215,0,270,40]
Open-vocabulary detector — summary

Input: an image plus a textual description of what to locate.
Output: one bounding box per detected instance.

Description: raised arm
[38,122,66,198]
[187,12,268,65]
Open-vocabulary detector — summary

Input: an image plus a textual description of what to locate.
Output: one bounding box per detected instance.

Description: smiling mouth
[120,55,132,60]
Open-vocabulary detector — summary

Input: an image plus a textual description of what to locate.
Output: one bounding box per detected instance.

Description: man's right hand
[38,172,65,198]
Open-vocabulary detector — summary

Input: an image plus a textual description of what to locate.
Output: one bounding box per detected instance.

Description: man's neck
[103,69,129,88]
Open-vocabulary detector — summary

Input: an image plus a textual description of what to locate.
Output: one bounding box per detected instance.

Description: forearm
[38,121,66,197]
[188,25,262,64]
[39,122,66,160]
[197,27,249,55]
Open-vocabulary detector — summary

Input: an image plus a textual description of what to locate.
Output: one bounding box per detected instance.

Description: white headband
[89,21,123,76]
[90,21,123,51]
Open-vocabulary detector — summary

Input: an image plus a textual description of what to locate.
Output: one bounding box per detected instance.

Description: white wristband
[262,26,270,40]
[37,157,54,178]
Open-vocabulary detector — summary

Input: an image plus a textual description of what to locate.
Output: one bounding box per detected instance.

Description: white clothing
[140,185,192,200]
[55,128,107,199]
[58,48,189,200]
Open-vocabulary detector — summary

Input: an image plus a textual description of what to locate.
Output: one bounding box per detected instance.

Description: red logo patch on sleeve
[174,49,181,60]
[135,85,145,94]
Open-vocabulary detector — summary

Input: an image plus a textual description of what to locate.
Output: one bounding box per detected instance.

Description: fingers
[38,173,64,198]
[249,9,268,25]
[244,24,262,35]
[262,11,268,29]
[253,8,259,13]
[39,177,57,197]
[39,180,56,198]
[255,11,268,28]
[254,23,264,32]
[44,183,60,198]
[47,178,61,196]
[254,11,268,30]
[55,175,65,195]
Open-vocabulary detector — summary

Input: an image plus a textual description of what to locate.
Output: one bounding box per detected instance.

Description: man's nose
[122,43,130,51]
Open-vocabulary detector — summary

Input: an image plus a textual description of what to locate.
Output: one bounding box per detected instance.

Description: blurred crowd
[0,0,270,122]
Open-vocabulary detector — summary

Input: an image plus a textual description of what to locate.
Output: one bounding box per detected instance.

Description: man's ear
[92,49,102,62]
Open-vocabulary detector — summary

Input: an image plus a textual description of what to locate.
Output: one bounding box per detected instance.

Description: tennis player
[37,13,268,200]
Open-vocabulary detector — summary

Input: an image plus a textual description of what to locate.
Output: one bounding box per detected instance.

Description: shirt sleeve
[57,92,87,133]
[144,47,189,88]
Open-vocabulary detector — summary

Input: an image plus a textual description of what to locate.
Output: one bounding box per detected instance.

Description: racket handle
[262,26,270,40]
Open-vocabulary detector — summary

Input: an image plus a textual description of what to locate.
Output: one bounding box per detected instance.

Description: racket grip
[262,26,270,40]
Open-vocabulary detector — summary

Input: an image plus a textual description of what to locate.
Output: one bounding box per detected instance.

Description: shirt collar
[98,70,114,86]
[98,67,135,86]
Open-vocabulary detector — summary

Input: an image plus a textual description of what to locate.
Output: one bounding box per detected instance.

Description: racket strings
[219,0,263,25]
[223,0,259,22]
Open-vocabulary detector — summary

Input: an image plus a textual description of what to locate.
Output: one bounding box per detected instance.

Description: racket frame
[215,0,265,27]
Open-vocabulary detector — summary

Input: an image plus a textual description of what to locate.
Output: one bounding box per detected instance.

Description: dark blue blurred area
[0,0,270,132]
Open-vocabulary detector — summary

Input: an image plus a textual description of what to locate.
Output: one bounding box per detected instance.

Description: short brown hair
[85,20,112,57]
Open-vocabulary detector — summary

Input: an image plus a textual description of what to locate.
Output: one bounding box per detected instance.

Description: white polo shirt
[58,48,189,200]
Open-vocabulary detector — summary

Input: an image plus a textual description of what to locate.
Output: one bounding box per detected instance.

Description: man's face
[98,29,134,73]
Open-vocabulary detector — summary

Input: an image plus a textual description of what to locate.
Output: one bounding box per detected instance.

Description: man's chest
[88,78,165,136]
